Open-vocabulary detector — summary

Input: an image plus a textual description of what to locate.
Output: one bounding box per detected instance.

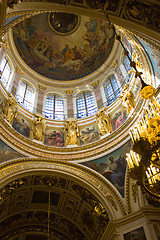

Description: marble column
[37,84,46,114]
[66,90,74,118]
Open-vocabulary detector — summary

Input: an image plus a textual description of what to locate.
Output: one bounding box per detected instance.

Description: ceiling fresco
[12,12,115,81]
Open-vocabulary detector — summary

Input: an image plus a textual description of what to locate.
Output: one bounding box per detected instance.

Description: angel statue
[119,84,136,114]
[64,118,79,146]
[96,108,112,136]
[30,114,46,143]
[2,93,17,124]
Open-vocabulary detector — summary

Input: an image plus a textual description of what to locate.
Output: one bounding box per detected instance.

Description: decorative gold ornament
[111,59,117,68]
[92,80,99,87]
[64,118,79,146]
[2,93,17,124]
[65,89,73,95]
[96,108,112,136]
[140,85,156,99]
[30,113,46,143]
[119,84,136,114]
[127,95,160,204]
[38,84,46,91]
[16,66,23,75]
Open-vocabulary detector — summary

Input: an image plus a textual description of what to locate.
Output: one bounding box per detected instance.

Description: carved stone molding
[0,158,126,218]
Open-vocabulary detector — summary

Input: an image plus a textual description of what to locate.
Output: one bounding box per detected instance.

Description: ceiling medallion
[48,12,80,35]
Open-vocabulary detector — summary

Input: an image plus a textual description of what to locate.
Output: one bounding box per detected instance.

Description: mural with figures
[124,227,146,240]
[12,114,31,138]
[12,13,115,81]
[79,123,100,145]
[44,127,64,147]
[81,141,132,197]
[0,139,26,163]
[110,106,127,131]
[138,38,160,87]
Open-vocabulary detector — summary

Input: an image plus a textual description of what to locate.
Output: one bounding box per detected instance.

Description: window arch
[103,74,121,106]
[16,81,35,112]
[45,94,64,120]
[76,91,96,119]
[0,56,12,89]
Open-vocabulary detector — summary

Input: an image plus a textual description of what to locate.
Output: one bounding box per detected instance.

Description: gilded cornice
[102,207,160,239]
[2,1,159,49]
[125,171,132,214]
[0,158,126,217]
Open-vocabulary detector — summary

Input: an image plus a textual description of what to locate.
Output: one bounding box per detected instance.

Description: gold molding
[111,59,117,69]
[0,158,126,216]
[16,66,23,75]
[38,84,46,91]
[92,80,99,87]
[0,97,143,161]
[65,89,73,95]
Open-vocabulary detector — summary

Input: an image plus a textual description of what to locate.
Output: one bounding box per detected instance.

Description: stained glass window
[0,56,12,88]
[16,81,35,112]
[103,75,121,106]
[76,91,96,119]
[45,94,64,120]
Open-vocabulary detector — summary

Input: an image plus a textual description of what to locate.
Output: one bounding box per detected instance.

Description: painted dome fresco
[12,12,115,81]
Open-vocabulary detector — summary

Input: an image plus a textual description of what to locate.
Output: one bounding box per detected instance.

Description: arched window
[76,91,96,119]
[45,94,64,120]
[123,52,132,83]
[0,56,12,89]
[16,81,35,112]
[103,75,121,106]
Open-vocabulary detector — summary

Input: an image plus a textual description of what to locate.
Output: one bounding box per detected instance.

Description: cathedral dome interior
[0,0,160,240]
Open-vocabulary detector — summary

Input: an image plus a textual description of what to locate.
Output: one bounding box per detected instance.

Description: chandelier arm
[96,0,148,89]
[48,188,51,240]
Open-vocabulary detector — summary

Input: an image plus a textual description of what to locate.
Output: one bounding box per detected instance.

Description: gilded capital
[65,90,73,95]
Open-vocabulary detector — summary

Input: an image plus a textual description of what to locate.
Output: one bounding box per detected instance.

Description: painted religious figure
[111,108,127,131]
[0,140,25,163]
[45,128,64,147]
[82,141,132,197]
[124,227,146,240]
[79,124,99,145]
[12,13,115,81]
[64,119,79,146]
[96,108,112,136]
[12,114,30,138]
